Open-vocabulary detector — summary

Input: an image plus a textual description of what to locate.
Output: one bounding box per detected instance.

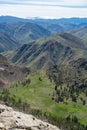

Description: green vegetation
[0,71,87,129]
[9,71,54,110]
[1,17,87,130]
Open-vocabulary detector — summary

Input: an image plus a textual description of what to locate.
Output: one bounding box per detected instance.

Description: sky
[0,0,87,19]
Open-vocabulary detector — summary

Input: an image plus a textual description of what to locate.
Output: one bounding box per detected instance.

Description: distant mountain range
[1,16,87,129]
[0,16,87,53]
[1,16,87,33]
[0,22,51,49]
[0,16,87,70]
[1,16,87,24]
[0,16,29,23]
[32,18,87,34]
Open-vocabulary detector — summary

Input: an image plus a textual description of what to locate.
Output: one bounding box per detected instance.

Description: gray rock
[0,104,60,130]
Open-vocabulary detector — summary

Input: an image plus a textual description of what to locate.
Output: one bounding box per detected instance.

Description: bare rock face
[0,104,60,130]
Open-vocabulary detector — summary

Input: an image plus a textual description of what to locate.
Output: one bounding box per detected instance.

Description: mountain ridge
[5,32,86,70]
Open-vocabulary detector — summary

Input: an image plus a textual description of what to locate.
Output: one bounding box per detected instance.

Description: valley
[0,16,87,130]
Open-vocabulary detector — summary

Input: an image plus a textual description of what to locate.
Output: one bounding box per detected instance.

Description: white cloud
[0,0,87,7]
[0,4,87,18]
[0,0,87,18]
[29,0,87,6]
[58,0,87,6]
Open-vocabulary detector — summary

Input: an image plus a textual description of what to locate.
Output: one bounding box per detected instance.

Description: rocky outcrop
[0,104,60,130]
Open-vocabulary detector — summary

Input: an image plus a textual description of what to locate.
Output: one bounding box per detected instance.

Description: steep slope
[0,54,30,87]
[0,22,51,45]
[7,33,85,70]
[0,32,19,52]
[47,58,87,87]
[70,27,87,48]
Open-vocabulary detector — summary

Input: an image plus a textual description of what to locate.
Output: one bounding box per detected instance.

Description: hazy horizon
[0,15,87,20]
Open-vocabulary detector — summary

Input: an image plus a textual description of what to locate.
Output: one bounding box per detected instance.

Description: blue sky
[0,0,87,18]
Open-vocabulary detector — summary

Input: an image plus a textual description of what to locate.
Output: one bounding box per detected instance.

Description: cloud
[0,4,87,18]
[0,0,87,8]
[0,0,87,18]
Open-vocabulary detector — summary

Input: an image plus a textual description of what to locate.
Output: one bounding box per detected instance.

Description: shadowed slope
[0,54,30,87]
[6,33,85,70]
[0,32,19,52]
[0,22,51,45]
[70,27,87,48]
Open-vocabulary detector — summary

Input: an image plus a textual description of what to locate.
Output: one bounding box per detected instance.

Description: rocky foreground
[0,104,60,130]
